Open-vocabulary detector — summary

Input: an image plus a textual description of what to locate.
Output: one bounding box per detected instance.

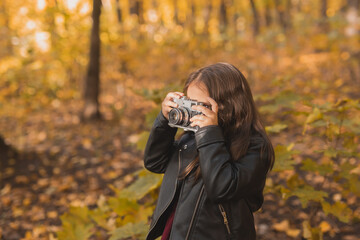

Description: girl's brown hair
[181,62,275,181]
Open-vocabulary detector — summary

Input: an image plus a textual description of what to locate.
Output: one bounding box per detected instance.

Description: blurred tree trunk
[187,0,196,34]
[130,0,144,24]
[0,0,13,56]
[173,0,179,25]
[249,0,260,36]
[0,135,10,163]
[219,0,228,33]
[321,0,327,18]
[347,0,360,9]
[264,0,273,27]
[203,2,213,35]
[45,0,59,51]
[115,0,122,23]
[320,0,330,31]
[82,0,102,121]
[274,0,290,32]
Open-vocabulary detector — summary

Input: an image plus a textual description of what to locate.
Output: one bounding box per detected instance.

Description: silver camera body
[168,96,209,132]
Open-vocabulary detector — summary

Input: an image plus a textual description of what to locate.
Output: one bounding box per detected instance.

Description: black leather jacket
[144,112,269,240]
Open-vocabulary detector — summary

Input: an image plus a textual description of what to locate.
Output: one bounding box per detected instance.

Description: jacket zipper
[185,185,205,240]
[145,149,182,240]
[218,204,231,235]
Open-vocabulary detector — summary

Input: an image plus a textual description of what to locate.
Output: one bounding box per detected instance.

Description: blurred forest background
[0,0,360,239]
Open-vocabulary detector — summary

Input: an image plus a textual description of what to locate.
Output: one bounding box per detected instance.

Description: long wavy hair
[181,63,275,181]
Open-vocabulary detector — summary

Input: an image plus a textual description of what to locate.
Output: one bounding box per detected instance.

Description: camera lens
[169,108,183,125]
[182,108,191,126]
[169,107,191,126]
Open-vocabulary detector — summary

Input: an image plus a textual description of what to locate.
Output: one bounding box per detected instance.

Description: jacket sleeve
[195,125,267,203]
[143,111,178,174]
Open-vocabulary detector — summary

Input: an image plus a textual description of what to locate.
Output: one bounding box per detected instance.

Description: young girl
[144,63,275,240]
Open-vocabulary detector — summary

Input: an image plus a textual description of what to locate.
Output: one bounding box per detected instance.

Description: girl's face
[187,81,210,105]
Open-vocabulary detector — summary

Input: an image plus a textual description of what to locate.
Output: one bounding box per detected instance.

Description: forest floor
[1,41,360,240]
[0,71,159,239]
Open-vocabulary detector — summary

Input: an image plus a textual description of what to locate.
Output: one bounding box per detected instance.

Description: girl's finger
[190,120,201,127]
[166,92,183,100]
[192,105,214,117]
[190,115,202,122]
[174,92,185,96]
[207,97,218,114]
[165,101,178,108]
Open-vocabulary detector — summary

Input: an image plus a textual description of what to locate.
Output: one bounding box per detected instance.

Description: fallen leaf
[319,221,331,233]
[47,211,58,219]
[273,220,289,232]
[1,184,11,195]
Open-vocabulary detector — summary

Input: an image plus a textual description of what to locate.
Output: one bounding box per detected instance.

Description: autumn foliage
[0,0,360,240]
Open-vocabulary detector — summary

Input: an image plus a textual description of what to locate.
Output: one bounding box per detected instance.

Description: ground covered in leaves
[0,85,150,239]
[1,38,360,240]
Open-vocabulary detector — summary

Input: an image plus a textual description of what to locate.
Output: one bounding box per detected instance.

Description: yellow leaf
[302,221,312,239]
[265,124,288,133]
[286,228,301,237]
[24,231,33,239]
[12,207,24,217]
[0,56,21,74]
[306,108,323,124]
[273,220,289,232]
[33,226,46,237]
[1,184,11,195]
[319,221,331,233]
[82,138,92,149]
[23,198,31,206]
[47,211,58,219]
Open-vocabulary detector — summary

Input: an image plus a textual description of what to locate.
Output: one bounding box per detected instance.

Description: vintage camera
[168,96,209,132]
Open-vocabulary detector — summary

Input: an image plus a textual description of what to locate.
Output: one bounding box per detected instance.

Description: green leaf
[89,208,113,231]
[321,201,352,223]
[339,162,357,180]
[302,220,323,240]
[272,144,297,171]
[286,185,328,208]
[286,174,305,189]
[57,207,94,240]
[275,91,301,107]
[265,124,288,133]
[109,221,148,240]
[136,131,150,151]
[259,104,281,114]
[108,197,139,217]
[301,158,334,176]
[305,108,323,125]
[118,169,162,200]
[145,107,161,127]
[322,147,338,158]
[343,119,360,134]
[347,174,360,197]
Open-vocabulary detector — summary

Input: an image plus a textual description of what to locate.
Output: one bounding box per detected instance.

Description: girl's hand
[162,92,184,120]
[190,97,218,128]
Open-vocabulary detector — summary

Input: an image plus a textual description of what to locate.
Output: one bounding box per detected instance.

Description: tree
[274,0,291,32]
[203,1,213,35]
[173,0,180,25]
[82,0,102,121]
[320,0,329,32]
[0,135,8,154]
[264,0,273,27]
[0,0,13,57]
[130,0,144,24]
[249,0,260,36]
[219,0,228,33]
[321,0,327,19]
[115,0,122,23]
